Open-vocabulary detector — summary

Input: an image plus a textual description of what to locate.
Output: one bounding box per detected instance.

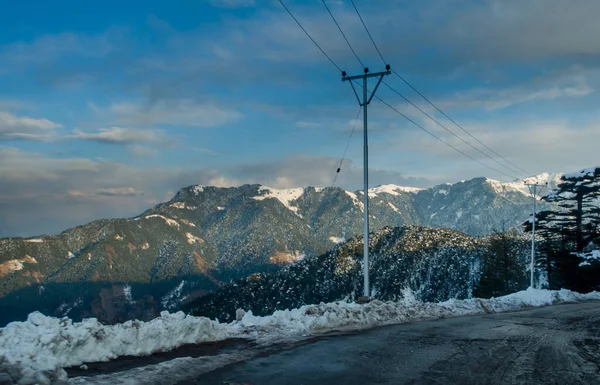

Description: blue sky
[1,0,600,236]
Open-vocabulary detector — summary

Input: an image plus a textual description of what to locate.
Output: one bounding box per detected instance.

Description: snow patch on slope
[253,186,305,216]
[345,191,364,212]
[329,236,345,244]
[144,215,180,228]
[0,256,37,278]
[387,202,400,213]
[369,184,422,196]
[185,233,204,245]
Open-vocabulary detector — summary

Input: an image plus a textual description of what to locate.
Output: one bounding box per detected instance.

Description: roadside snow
[2,288,599,384]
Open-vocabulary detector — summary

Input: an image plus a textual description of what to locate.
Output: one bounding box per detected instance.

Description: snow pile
[0,311,229,382]
[1,288,599,383]
[232,288,600,340]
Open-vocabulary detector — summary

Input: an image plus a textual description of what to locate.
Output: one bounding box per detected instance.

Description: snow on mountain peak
[368,184,422,196]
[192,185,204,195]
[253,186,305,215]
[485,173,563,197]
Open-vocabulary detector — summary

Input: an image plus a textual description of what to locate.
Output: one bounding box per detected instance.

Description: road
[182,301,600,385]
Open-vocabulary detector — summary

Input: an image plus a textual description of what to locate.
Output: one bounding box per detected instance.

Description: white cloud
[129,145,158,157]
[0,111,62,141]
[72,127,166,143]
[440,76,594,111]
[0,29,119,63]
[110,99,242,128]
[68,187,137,198]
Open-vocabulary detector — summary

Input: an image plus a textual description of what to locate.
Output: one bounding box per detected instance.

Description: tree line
[476,167,600,297]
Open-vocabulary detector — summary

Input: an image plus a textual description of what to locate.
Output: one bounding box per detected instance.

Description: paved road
[184,301,600,385]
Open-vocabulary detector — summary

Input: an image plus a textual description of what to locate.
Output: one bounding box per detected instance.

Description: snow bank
[0,311,229,383]
[1,288,599,383]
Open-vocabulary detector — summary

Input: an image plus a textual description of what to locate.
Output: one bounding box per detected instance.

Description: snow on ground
[1,288,599,384]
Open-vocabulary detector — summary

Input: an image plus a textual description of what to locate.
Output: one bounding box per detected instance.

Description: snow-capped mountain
[0,173,555,325]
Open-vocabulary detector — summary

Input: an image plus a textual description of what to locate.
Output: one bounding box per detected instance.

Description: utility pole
[342,66,391,299]
[525,182,547,289]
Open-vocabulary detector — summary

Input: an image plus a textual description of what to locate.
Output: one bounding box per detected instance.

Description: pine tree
[523,167,600,291]
[475,229,529,298]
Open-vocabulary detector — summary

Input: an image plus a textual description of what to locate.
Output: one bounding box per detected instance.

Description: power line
[349,0,531,178]
[370,90,519,180]
[333,105,362,186]
[350,0,385,65]
[382,81,523,179]
[278,0,520,180]
[278,0,343,73]
[320,0,365,68]
[392,69,531,177]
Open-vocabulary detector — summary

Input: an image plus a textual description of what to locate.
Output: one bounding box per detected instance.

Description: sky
[1,0,600,237]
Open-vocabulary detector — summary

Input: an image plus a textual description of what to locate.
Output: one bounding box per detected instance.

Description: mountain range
[0,172,561,325]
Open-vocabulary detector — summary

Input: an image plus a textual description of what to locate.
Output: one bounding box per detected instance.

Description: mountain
[187,225,486,322]
[0,173,559,324]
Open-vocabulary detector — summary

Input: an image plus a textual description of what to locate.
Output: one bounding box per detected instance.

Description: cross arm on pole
[341,70,391,82]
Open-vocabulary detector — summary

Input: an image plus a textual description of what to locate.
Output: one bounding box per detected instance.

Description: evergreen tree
[523,167,600,291]
[475,229,529,298]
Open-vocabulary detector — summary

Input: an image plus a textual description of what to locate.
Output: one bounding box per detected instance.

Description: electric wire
[349,0,531,177]
[320,0,365,68]
[278,0,343,73]
[278,0,521,181]
[369,88,519,179]
[349,0,385,64]
[382,80,523,179]
[333,105,363,187]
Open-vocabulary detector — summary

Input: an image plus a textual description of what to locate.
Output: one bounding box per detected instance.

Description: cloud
[210,0,255,8]
[110,99,242,128]
[440,73,595,110]
[0,111,62,141]
[226,155,431,191]
[129,145,159,157]
[0,148,427,237]
[68,187,137,198]
[72,127,166,144]
[0,29,120,64]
